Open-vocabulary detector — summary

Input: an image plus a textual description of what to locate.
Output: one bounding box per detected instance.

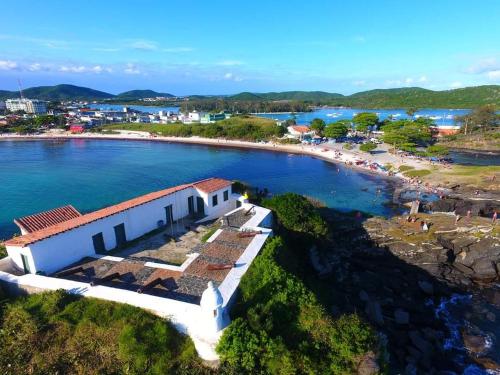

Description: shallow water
[0,139,397,239]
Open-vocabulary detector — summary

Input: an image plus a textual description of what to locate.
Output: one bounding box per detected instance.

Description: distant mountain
[115,90,174,100]
[334,86,500,108]
[0,84,113,101]
[228,91,344,102]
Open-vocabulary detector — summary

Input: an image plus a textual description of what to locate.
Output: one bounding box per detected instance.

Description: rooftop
[5,178,232,247]
[14,205,82,233]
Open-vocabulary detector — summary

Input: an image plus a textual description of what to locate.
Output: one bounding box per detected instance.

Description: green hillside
[334,85,500,108]
[229,90,343,102]
[0,84,113,101]
[115,89,174,100]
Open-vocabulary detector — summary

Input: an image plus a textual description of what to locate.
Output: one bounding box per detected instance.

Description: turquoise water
[0,139,394,239]
[91,104,469,126]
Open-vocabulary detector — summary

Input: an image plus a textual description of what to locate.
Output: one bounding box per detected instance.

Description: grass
[403,169,431,178]
[398,165,414,172]
[424,165,500,190]
[201,225,220,242]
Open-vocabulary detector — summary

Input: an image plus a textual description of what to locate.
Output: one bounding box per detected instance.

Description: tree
[359,142,377,153]
[310,118,326,136]
[426,145,449,157]
[353,112,379,133]
[454,105,499,134]
[405,107,419,118]
[324,121,349,139]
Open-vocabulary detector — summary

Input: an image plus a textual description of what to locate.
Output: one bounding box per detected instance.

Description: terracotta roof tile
[14,205,82,233]
[290,125,311,133]
[5,178,232,248]
[193,178,232,193]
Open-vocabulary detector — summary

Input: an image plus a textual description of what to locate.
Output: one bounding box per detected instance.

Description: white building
[6,98,47,114]
[0,177,273,360]
[0,101,6,111]
[287,125,316,140]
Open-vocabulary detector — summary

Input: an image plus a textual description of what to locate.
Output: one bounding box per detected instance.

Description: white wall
[7,185,238,275]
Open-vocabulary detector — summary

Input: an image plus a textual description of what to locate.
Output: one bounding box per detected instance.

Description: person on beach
[454,211,460,225]
[466,210,471,224]
[493,211,497,224]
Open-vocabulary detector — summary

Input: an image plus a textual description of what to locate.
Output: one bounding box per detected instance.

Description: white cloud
[59,65,87,73]
[353,80,366,86]
[217,60,244,66]
[0,60,18,70]
[405,77,414,85]
[28,63,42,71]
[124,63,141,74]
[418,75,428,82]
[58,64,113,74]
[130,40,158,51]
[224,72,234,79]
[352,36,366,43]
[93,47,120,52]
[223,72,243,81]
[466,57,499,74]
[487,70,500,80]
[163,47,194,53]
[450,81,463,88]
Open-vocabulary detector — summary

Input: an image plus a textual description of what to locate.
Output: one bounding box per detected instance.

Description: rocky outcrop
[424,197,500,217]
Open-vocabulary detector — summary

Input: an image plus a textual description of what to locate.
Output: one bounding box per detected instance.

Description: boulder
[394,309,410,325]
[357,352,380,375]
[418,281,434,295]
[365,300,384,326]
[471,259,498,282]
[462,333,489,354]
[409,330,434,360]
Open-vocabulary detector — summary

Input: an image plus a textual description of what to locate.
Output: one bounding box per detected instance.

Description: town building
[6,99,47,114]
[430,125,461,137]
[201,113,228,124]
[0,177,273,360]
[287,125,316,140]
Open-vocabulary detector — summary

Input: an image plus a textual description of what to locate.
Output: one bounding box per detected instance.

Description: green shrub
[263,193,328,238]
[359,142,377,153]
[217,237,377,374]
[403,169,431,177]
[343,143,353,150]
[0,244,6,259]
[0,290,202,374]
[201,226,219,242]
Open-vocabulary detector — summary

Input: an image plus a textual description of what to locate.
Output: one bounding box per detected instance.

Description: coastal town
[1,1,499,374]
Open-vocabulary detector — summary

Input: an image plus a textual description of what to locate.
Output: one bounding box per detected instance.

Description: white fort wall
[7,185,236,275]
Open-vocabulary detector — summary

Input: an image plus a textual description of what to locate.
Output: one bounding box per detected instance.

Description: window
[114,223,127,247]
[212,194,218,207]
[223,190,229,201]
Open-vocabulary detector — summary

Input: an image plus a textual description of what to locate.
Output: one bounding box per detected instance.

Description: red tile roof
[289,125,311,133]
[193,178,232,193]
[4,178,232,247]
[14,205,82,233]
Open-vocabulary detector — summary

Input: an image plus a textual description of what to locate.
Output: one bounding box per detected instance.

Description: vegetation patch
[398,165,414,172]
[403,169,431,178]
[0,290,203,374]
[0,244,6,259]
[201,225,220,243]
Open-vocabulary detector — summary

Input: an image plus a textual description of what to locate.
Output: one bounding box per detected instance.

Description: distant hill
[0,84,113,101]
[115,90,174,100]
[228,91,343,102]
[333,86,500,108]
[0,84,498,108]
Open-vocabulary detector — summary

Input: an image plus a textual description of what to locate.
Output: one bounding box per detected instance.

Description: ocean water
[91,103,469,126]
[0,139,395,239]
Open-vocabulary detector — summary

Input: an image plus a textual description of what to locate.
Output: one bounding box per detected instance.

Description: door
[92,232,106,254]
[21,254,32,274]
[187,196,194,215]
[165,204,173,225]
[196,197,205,216]
[114,223,127,247]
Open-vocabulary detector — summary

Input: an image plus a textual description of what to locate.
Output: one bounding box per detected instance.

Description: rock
[462,333,489,354]
[409,331,434,359]
[471,259,498,282]
[404,363,418,375]
[418,281,434,295]
[394,309,410,325]
[486,311,496,322]
[365,300,384,326]
[359,290,369,302]
[357,352,380,375]
[474,356,500,371]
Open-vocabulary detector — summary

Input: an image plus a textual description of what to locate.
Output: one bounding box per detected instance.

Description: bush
[263,193,328,238]
[403,169,431,178]
[0,290,202,374]
[359,142,377,153]
[277,138,301,144]
[217,237,378,374]
[343,143,353,150]
[0,244,6,259]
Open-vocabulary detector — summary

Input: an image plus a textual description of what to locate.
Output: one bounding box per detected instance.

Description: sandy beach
[0,130,438,187]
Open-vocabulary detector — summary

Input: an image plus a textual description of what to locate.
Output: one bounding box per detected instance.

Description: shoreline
[0,131,446,194]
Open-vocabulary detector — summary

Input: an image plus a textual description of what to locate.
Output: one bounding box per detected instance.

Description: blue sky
[0,0,499,95]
